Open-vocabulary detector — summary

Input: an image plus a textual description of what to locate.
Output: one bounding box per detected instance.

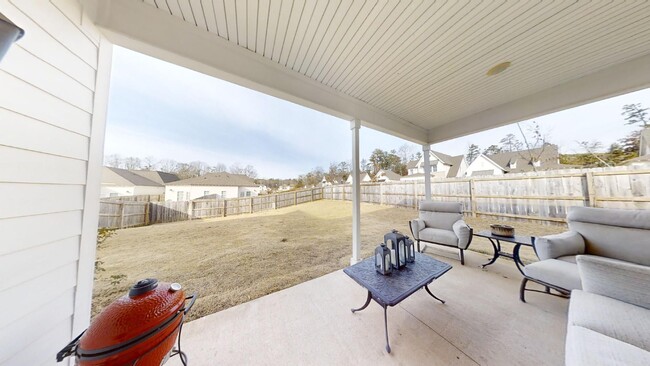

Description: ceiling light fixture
[486,61,511,76]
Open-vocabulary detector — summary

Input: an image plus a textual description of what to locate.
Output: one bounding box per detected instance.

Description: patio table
[343,253,452,353]
[473,230,535,275]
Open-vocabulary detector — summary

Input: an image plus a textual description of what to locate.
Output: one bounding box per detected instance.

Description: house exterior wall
[101,185,165,198]
[100,185,135,198]
[165,185,259,201]
[0,1,110,365]
[407,155,450,176]
[464,156,505,176]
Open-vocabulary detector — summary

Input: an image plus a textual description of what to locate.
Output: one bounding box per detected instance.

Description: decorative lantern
[405,236,416,263]
[0,14,24,62]
[374,243,392,275]
[384,229,407,270]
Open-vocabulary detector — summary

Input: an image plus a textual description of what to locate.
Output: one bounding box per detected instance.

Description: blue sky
[105,46,649,179]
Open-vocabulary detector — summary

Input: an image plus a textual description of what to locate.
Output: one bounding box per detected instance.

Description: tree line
[103,155,258,180]
[464,103,647,169]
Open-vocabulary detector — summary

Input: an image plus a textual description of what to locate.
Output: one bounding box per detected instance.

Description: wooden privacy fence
[98,187,324,229]
[102,194,165,202]
[323,166,650,225]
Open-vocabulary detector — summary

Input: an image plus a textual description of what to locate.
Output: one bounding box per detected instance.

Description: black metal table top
[474,230,535,246]
[343,253,452,307]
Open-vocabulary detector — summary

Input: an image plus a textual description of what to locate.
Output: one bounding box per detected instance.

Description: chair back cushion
[567,207,650,266]
[418,201,462,230]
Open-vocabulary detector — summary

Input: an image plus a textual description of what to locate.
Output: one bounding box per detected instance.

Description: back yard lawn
[93,200,565,321]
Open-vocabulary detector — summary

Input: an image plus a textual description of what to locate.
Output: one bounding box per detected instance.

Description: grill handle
[183,293,197,315]
[56,330,85,362]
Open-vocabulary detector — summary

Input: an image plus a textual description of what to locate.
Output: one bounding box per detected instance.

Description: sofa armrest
[409,219,424,240]
[577,255,650,310]
[534,231,585,260]
[452,220,472,249]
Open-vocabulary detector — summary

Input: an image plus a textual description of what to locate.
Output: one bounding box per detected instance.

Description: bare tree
[397,143,416,163]
[142,156,157,170]
[123,157,142,170]
[157,159,178,173]
[577,140,612,167]
[229,163,258,178]
[104,154,123,168]
[516,121,551,172]
[208,163,227,172]
[622,103,649,128]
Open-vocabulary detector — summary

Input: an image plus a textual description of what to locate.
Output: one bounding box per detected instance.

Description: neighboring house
[402,151,467,181]
[165,173,260,201]
[345,172,372,184]
[375,169,402,182]
[465,144,564,176]
[100,167,165,198]
[130,170,180,185]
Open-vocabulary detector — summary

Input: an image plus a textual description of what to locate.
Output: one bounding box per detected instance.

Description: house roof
[431,150,454,165]
[131,170,180,184]
[446,155,465,178]
[485,144,563,173]
[102,167,162,187]
[379,170,402,181]
[167,173,257,187]
[406,150,456,169]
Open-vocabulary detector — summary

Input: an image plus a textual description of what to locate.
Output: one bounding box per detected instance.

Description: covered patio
[1,0,650,365]
[167,250,567,365]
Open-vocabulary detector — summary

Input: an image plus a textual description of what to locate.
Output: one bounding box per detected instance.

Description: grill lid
[78,279,186,356]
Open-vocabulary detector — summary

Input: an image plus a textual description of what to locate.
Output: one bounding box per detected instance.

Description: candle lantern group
[375,229,416,275]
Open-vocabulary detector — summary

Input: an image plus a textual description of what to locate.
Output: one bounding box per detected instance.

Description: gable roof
[102,167,162,187]
[167,172,257,187]
[377,170,402,180]
[406,150,457,170]
[131,170,180,184]
[446,155,465,178]
[485,144,562,173]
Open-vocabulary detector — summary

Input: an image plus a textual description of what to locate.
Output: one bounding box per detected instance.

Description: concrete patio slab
[169,249,568,366]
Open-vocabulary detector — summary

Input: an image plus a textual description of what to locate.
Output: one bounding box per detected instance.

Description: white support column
[350,119,361,265]
[422,144,432,201]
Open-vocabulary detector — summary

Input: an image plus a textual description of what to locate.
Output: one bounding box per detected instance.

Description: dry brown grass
[93,200,566,321]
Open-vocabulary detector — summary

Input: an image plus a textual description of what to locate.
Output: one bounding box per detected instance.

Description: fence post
[188,200,193,220]
[469,179,477,217]
[118,202,125,229]
[223,200,227,217]
[380,183,384,205]
[294,191,298,206]
[250,197,254,213]
[144,202,150,226]
[413,181,417,208]
[585,172,596,207]
[274,194,278,209]
[311,188,314,202]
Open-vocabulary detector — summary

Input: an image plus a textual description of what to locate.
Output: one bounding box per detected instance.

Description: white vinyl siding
[0,1,108,365]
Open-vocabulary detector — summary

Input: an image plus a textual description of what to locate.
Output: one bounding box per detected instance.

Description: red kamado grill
[57,278,196,365]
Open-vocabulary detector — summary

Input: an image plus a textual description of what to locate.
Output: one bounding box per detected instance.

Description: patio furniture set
[345,200,650,364]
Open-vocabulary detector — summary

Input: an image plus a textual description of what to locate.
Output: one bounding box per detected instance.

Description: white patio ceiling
[85,0,650,144]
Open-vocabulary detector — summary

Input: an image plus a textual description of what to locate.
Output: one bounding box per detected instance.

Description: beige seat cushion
[523,259,581,291]
[569,290,650,352]
[566,326,650,366]
[419,228,458,247]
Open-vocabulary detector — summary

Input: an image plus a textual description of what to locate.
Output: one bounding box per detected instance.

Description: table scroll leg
[481,238,500,268]
[424,285,445,304]
[384,305,391,353]
[513,243,526,276]
[351,291,372,313]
